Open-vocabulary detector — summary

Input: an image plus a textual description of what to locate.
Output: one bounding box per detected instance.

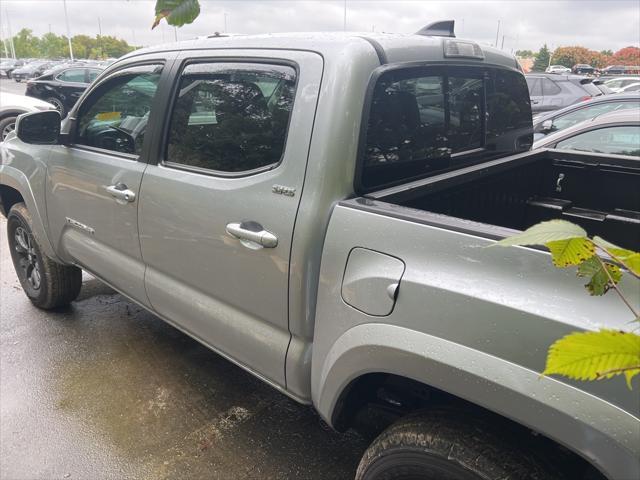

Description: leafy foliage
[153,0,201,29]
[544,330,640,389]
[593,237,640,276]
[551,45,640,69]
[496,220,640,389]
[494,220,587,247]
[5,28,135,59]
[532,44,551,72]
[577,257,621,296]
[546,238,595,267]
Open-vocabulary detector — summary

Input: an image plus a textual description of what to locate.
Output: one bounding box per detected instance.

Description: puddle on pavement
[52,287,366,479]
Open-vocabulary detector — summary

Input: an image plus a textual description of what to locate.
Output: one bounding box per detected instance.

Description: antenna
[415,20,455,38]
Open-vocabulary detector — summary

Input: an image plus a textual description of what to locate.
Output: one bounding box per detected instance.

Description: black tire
[7,203,82,309]
[46,96,66,118]
[0,116,17,141]
[356,410,561,480]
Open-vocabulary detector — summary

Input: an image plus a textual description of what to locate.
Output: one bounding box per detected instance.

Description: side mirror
[16,110,62,145]
[541,119,554,132]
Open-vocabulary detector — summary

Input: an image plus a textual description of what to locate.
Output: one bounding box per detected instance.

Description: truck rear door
[137,50,322,389]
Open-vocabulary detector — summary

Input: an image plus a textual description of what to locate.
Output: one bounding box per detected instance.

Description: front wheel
[0,116,17,141]
[7,203,82,309]
[356,410,561,480]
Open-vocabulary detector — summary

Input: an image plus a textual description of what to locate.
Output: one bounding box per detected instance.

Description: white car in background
[617,82,640,93]
[545,64,571,74]
[0,92,55,141]
[604,76,640,92]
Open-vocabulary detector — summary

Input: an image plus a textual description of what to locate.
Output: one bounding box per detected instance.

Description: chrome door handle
[226,222,278,249]
[106,183,136,203]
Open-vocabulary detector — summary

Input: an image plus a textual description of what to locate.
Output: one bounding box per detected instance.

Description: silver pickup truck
[1,22,639,480]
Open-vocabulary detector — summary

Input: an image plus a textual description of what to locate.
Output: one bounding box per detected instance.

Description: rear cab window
[358,65,533,192]
[164,62,297,175]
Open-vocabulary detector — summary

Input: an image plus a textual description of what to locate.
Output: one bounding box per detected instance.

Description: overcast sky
[1,0,639,53]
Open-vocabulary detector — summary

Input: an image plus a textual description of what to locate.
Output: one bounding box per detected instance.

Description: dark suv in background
[525,73,603,114]
[25,66,103,117]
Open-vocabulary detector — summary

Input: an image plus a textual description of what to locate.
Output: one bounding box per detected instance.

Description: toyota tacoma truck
[1,22,639,480]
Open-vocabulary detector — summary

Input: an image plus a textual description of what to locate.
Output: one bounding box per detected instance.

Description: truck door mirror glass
[16,110,61,145]
[541,119,554,132]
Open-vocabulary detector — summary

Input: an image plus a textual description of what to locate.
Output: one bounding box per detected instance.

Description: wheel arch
[0,109,27,121]
[0,171,59,261]
[313,323,639,480]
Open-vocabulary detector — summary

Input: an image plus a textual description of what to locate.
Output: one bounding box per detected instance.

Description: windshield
[358,65,533,192]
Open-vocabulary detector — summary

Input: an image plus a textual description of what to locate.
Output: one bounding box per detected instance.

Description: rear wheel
[7,203,82,309]
[46,96,66,117]
[356,410,561,480]
[0,116,17,141]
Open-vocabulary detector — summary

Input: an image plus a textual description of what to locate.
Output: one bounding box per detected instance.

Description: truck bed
[363,149,640,250]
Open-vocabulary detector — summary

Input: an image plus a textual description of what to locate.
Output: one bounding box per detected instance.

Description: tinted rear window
[359,66,533,192]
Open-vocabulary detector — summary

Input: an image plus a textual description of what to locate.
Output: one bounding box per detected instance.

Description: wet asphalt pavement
[0,215,368,479]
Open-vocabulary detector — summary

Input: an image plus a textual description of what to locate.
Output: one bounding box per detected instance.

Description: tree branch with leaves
[495,220,640,389]
[152,0,201,29]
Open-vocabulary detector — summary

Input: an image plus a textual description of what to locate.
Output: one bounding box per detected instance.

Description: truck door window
[164,62,296,174]
[75,64,163,156]
[555,126,640,157]
[360,66,532,191]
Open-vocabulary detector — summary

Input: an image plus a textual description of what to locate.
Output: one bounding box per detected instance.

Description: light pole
[343,0,347,31]
[494,20,500,48]
[62,0,74,61]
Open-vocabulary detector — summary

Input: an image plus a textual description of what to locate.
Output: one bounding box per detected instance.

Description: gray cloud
[1,0,639,53]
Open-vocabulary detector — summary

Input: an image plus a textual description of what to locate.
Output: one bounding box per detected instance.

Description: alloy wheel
[13,226,42,290]
[1,120,15,141]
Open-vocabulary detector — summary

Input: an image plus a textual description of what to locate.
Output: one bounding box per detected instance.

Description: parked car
[533,93,640,140]
[533,108,640,157]
[572,64,595,75]
[603,76,640,92]
[545,64,571,74]
[10,61,55,82]
[525,73,604,113]
[0,92,55,141]
[2,26,639,480]
[25,66,104,117]
[0,59,25,78]
[600,65,627,75]
[618,82,640,93]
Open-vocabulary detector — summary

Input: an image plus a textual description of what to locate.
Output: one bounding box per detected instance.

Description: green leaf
[544,330,640,389]
[153,0,200,29]
[546,237,596,268]
[494,220,587,247]
[593,236,640,276]
[576,257,622,295]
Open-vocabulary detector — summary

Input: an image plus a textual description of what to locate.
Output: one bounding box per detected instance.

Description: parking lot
[0,123,367,479]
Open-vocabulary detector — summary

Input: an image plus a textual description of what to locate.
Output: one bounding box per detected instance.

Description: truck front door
[138,51,322,389]
[45,58,172,306]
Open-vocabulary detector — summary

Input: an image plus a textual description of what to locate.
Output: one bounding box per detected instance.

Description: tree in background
[553,46,608,68]
[5,30,135,59]
[12,28,41,58]
[612,46,640,65]
[39,32,69,58]
[532,44,551,71]
[600,49,613,56]
[515,49,534,58]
